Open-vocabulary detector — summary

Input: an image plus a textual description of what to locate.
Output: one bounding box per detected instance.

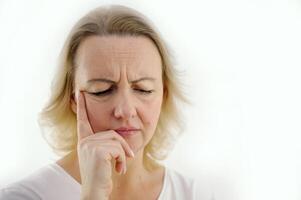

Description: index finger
[76,91,94,140]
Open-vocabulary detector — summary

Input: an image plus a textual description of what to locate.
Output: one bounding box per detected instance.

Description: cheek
[84,96,110,132]
[140,98,163,128]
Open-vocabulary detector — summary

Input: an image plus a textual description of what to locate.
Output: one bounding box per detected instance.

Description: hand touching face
[76,91,135,198]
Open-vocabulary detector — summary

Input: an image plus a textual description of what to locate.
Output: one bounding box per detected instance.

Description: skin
[56,35,165,200]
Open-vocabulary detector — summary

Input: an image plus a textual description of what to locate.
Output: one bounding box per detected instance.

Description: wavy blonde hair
[38,4,188,171]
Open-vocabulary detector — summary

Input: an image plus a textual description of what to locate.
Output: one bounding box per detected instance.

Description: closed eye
[134,89,154,94]
[88,87,153,97]
[89,88,114,96]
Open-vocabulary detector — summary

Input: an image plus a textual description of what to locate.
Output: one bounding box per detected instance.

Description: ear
[70,92,77,114]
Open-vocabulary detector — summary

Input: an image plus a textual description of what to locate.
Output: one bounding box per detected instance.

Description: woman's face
[71,35,163,153]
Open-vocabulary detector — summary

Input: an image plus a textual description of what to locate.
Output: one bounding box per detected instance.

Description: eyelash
[90,88,114,96]
[135,89,154,94]
[90,88,154,96]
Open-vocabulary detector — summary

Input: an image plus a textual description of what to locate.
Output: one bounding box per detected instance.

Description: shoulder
[0,184,41,200]
[0,163,80,200]
[159,167,213,200]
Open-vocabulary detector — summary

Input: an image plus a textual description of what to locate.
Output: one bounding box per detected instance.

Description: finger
[77,91,94,140]
[96,143,127,174]
[91,131,135,158]
[111,145,127,175]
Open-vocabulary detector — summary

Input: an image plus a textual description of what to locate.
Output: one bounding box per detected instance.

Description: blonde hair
[38,4,188,171]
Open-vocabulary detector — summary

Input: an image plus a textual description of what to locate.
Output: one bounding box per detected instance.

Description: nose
[113,91,137,120]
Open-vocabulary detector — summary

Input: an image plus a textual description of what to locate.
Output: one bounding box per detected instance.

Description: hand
[76,91,135,200]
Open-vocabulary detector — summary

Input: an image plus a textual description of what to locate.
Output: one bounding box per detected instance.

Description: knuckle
[113,132,123,140]
[111,141,124,152]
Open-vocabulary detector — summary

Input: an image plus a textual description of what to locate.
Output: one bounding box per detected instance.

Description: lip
[115,127,140,136]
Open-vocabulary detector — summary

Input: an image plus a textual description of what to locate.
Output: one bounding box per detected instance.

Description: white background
[0,0,301,199]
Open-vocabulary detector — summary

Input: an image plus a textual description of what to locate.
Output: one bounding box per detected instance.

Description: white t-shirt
[0,163,212,200]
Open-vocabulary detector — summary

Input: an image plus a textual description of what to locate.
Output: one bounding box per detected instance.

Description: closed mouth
[115,129,140,136]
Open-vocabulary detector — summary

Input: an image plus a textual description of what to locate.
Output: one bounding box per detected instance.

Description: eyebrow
[87,77,156,84]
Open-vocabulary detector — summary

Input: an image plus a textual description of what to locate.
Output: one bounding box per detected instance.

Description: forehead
[74,35,162,78]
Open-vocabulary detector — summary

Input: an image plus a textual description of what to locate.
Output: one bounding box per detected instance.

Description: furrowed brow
[87,78,116,84]
[87,77,156,84]
[130,77,156,84]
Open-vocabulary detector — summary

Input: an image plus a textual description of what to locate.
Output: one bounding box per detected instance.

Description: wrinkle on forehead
[74,35,162,82]
[75,35,160,64]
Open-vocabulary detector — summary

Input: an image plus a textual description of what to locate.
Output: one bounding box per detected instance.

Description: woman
[0,4,206,200]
